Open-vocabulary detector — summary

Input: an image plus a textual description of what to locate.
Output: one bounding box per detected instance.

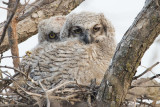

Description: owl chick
[22,15,66,59]
[38,15,66,43]
[17,16,65,87]
[20,12,116,89]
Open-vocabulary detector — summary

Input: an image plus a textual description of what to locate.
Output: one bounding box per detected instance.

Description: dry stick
[0,6,12,11]
[133,62,160,80]
[47,81,76,94]
[2,1,9,5]
[1,55,23,59]
[39,81,50,107]
[0,66,37,92]
[48,95,79,101]
[130,74,160,89]
[1,71,32,102]
[8,86,30,102]
[0,65,36,83]
[0,65,27,77]
[0,0,20,45]
[2,70,42,104]
[131,85,160,87]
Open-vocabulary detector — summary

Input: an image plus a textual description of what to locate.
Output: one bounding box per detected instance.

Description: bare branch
[2,1,9,5]
[39,81,50,107]
[0,6,12,11]
[0,65,26,77]
[0,55,23,59]
[0,0,20,45]
[133,62,160,80]
[47,81,76,94]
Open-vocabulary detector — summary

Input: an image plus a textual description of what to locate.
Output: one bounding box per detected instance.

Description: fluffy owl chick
[20,12,116,87]
[17,16,65,87]
[22,15,66,60]
[38,15,66,43]
[58,11,116,85]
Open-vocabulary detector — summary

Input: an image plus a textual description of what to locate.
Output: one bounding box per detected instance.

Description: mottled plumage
[17,15,65,87]
[20,12,116,88]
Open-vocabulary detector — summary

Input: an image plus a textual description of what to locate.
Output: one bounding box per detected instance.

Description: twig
[4,71,41,99]
[0,0,20,45]
[0,67,37,92]
[150,74,160,80]
[49,95,80,101]
[131,85,160,88]
[47,81,76,94]
[1,71,33,102]
[130,75,160,89]
[133,62,160,80]
[0,6,12,11]
[0,65,37,83]
[8,86,30,101]
[87,94,92,107]
[2,1,9,5]
[39,81,50,107]
[0,55,23,59]
[156,0,160,6]
[136,100,153,107]
[0,65,27,77]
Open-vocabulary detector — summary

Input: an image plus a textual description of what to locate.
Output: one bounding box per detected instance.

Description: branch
[17,0,53,21]
[97,0,160,106]
[39,81,50,107]
[0,0,84,53]
[0,6,12,11]
[133,62,160,80]
[126,78,160,105]
[0,0,20,45]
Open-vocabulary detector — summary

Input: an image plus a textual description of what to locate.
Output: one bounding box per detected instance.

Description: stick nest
[0,72,98,107]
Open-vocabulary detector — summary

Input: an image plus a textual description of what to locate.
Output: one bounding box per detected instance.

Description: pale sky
[0,0,160,79]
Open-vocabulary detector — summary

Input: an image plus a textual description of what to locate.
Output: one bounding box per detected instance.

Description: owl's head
[38,16,66,43]
[60,12,115,44]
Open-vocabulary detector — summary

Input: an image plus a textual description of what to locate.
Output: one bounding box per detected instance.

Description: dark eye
[73,28,82,34]
[93,27,100,32]
[48,31,56,39]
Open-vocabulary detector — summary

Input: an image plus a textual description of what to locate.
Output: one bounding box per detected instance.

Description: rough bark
[7,0,20,69]
[0,0,84,53]
[97,0,160,106]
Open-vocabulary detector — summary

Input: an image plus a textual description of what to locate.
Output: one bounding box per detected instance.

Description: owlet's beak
[82,31,93,44]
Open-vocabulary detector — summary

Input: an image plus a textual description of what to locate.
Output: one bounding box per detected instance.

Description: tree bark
[7,0,20,69]
[97,0,160,106]
[0,0,84,53]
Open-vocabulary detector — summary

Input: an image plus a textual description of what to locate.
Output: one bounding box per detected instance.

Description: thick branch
[7,0,20,69]
[0,0,84,53]
[97,0,160,106]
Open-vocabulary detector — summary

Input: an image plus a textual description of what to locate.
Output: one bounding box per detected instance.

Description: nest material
[0,72,98,107]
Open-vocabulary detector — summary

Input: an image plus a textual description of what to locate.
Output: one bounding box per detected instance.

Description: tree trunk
[0,0,84,53]
[97,0,160,106]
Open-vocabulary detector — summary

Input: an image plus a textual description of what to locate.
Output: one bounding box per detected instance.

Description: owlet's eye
[93,27,100,32]
[48,31,56,39]
[73,28,82,34]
